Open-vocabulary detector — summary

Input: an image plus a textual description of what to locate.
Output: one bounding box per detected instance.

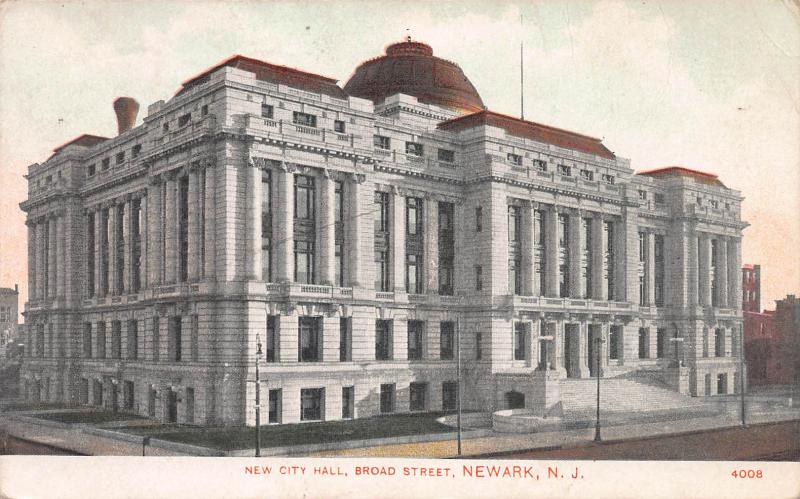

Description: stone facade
[19,45,747,425]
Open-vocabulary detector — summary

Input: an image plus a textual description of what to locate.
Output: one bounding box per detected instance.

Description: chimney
[14,284,18,293]
[113,97,140,135]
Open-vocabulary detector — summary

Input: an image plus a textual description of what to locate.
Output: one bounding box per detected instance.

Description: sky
[0,0,798,318]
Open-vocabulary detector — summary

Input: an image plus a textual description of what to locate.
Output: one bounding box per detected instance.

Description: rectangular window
[152,316,160,362]
[440,321,454,360]
[262,170,272,282]
[115,205,125,294]
[558,164,572,176]
[375,320,393,360]
[475,265,483,291]
[405,141,423,157]
[127,319,138,360]
[654,234,665,306]
[609,325,621,360]
[580,169,594,181]
[80,378,89,405]
[638,328,647,359]
[715,328,724,357]
[83,323,92,358]
[508,205,521,242]
[476,332,483,360]
[374,250,390,292]
[374,135,391,150]
[654,193,665,205]
[201,105,209,117]
[514,322,526,361]
[96,321,106,359]
[294,241,315,284]
[293,111,317,128]
[406,253,420,294]
[268,389,281,423]
[261,104,274,119]
[534,159,547,172]
[438,202,454,296]
[300,388,324,421]
[87,213,95,297]
[442,381,458,412]
[115,151,125,165]
[437,148,455,163]
[111,321,122,359]
[178,114,191,127]
[380,383,395,413]
[266,315,277,362]
[87,164,96,177]
[101,158,110,171]
[407,320,424,361]
[656,328,666,359]
[409,382,427,411]
[298,317,321,362]
[508,258,520,295]
[334,120,346,133]
[507,153,522,166]
[374,191,390,233]
[406,197,423,236]
[170,316,182,362]
[100,209,109,295]
[601,174,615,184]
[294,175,315,221]
[605,221,615,300]
[334,180,344,287]
[339,317,352,362]
[341,386,354,419]
[475,206,482,232]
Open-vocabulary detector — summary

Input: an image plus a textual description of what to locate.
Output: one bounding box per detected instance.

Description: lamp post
[594,333,605,442]
[254,333,263,457]
[456,317,462,456]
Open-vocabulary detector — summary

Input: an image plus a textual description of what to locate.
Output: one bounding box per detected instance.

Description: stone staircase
[559,376,707,422]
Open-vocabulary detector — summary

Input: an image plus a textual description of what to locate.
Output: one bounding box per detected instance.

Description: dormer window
[334,120,346,133]
[406,142,423,157]
[558,164,571,176]
[293,111,316,128]
[178,114,191,127]
[533,159,547,172]
[507,153,522,166]
[580,169,594,181]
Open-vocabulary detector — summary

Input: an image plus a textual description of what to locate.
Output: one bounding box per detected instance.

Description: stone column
[391,187,406,294]
[245,161,262,281]
[109,202,119,295]
[34,221,44,299]
[579,320,590,377]
[593,214,607,301]
[146,179,161,287]
[568,209,583,298]
[522,202,535,296]
[203,164,216,280]
[424,195,438,294]
[94,210,103,297]
[57,214,66,299]
[318,174,336,286]
[274,165,294,283]
[122,200,131,293]
[188,167,201,282]
[698,234,711,306]
[27,222,36,300]
[717,236,729,308]
[349,176,364,287]
[728,237,742,311]
[544,207,559,297]
[164,174,178,284]
[47,217,57,298]
[646,232,656,305]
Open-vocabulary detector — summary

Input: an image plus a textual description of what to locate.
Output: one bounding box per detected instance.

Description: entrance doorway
[505,391,525,409]
[166,389,178,423]
[564,324,581,378]
[716,374,727,395]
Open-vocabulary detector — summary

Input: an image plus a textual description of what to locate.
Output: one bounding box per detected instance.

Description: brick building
[0,285,19,356]
[20,40,747,425]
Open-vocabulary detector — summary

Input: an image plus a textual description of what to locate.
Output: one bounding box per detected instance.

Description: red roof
[176,55,348,100]
[52,134,109,154]
[437,110,615,159]
[637,166,725,187]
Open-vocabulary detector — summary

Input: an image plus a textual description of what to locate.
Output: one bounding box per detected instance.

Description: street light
[594,333,605,442]
[254,333,263,457]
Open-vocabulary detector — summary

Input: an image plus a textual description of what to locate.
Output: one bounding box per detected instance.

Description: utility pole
[739,325,747,427]
[255,332,263,457]
[456,317,462,456]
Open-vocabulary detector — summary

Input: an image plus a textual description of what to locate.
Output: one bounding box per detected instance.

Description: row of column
[146,163,215,288]
[27,214,65,301]
[247,165,365,287]
[696,233,740,308]
[519,205,627,301]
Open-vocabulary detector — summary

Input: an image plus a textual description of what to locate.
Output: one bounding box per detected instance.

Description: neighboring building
[0,285,20,356]
[19,40,747,425]
[746,292,800,386]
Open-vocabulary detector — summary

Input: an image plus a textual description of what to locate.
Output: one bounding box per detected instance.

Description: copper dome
[343,39,485,115]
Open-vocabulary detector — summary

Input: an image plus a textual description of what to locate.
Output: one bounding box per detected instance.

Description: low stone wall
[492,409,563,434]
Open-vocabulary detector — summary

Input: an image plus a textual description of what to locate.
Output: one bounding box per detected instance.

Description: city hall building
[19,39,747,425]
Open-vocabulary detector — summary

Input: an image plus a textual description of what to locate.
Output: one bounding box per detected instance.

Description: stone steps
[559,377,704,419]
